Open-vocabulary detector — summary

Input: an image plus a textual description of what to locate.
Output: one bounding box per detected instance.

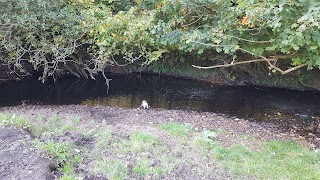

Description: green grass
[194,129,218,150]
[27,114,90,137]
[33,140,81,169]
[60,174,80,180]
[0,113,29,128]
[60,163,81,180]
[90,130,169,179]
[157,122,193,137]
[95,128,113,150]
[196,135,320,180]
[118,132,160,153]
[33,140,83,180]
[133,157,164,176]
[93,158,128,180]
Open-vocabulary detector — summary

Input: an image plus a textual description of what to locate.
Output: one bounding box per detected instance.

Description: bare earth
[0,105,319,179]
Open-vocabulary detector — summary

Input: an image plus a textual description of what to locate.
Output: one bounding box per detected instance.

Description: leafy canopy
[0,0,319,80]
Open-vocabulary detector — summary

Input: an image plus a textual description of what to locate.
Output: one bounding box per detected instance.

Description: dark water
[0,75,319,135]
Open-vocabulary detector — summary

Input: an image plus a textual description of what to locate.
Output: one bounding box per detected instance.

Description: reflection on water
[0,74,319,135]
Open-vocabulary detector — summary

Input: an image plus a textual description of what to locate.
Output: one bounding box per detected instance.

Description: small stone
[308,133,316,137]
[74,149,80,153]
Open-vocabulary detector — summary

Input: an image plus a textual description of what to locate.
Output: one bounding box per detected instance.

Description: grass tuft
[157,122,193,137]
[93,158,128,180]
[0,113,29,128]
[60,175,80,180]
[133,157,164,177]
[95,128,113,150]
[33,140,81,168]
[118,132,160,153]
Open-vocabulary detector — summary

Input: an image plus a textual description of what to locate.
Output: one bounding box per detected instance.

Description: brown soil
[0,105,319,179]
[0,127,54,180]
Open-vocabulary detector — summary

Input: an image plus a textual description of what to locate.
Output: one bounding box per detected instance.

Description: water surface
[0,75,319,135]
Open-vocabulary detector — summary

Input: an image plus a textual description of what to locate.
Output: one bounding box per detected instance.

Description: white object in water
[141,100,149,109]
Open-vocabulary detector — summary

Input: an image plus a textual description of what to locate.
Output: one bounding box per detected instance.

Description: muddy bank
[0,127,54,180]
[2,105,318,148]
[0,105,319,179]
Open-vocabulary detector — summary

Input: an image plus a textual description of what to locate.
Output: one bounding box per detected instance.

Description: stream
[0,74,319,136]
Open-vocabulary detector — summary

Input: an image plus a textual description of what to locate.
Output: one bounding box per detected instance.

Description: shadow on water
[0,74,319,136]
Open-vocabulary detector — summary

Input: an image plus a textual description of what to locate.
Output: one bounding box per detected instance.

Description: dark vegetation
[0,0,320,88]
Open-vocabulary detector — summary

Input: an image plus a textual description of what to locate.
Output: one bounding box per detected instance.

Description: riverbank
[0,105,319,179]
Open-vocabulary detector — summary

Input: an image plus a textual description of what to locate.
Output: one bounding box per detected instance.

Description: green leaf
[213,38,222,44]
[216,47,222,53]
[292,44,299,51]
[292,57,302,66]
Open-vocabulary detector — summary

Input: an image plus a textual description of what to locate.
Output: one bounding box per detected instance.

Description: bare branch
[224,34,270,43]
[192,58,277,69]
[191,41,307,75]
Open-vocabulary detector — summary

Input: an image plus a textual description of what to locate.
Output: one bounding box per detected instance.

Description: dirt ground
[0,105,319,179]
[0,127,54,180]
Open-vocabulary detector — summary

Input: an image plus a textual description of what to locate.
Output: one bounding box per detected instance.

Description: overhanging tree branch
[192,58,277,69]
[191,41,307,75]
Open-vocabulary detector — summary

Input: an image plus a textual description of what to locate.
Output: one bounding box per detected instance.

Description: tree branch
[192,58,277,69]
[191,41,307,75]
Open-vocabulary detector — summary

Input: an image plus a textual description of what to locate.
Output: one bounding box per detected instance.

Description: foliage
[0,0,320,80]
[0,0,84,81]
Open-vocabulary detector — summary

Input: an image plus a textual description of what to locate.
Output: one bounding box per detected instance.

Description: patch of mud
[167,164,234,180]
[0,127,54,180]
[40,132,93,147]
